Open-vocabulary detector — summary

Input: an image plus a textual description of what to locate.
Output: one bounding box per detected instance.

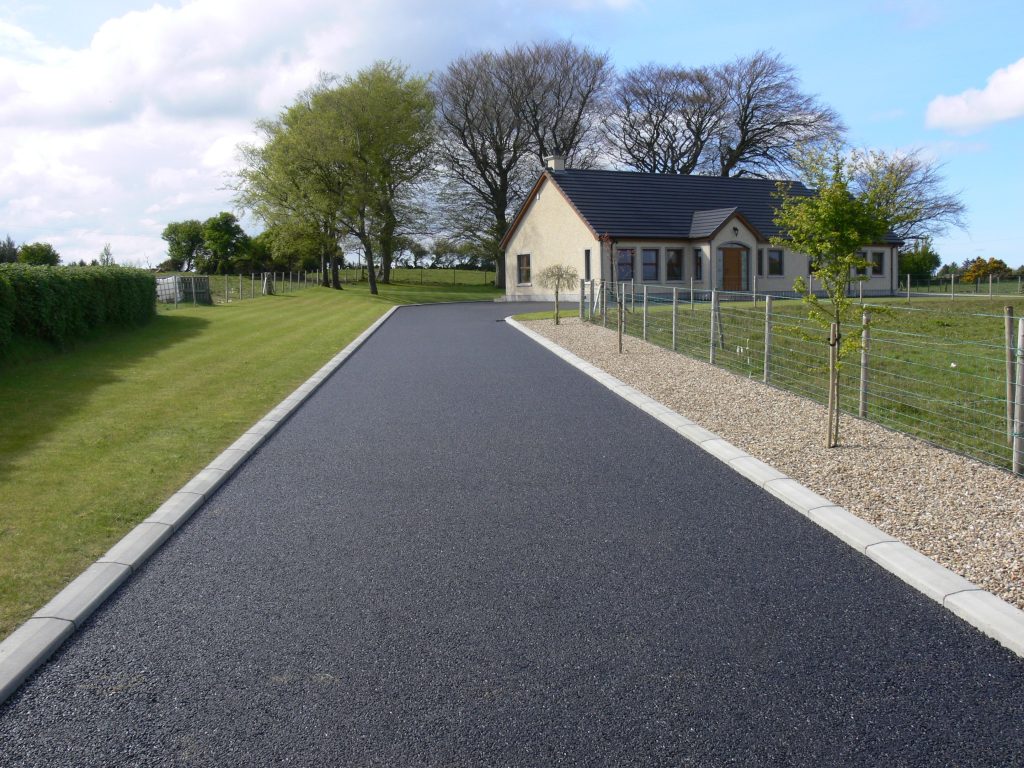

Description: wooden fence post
[618,283,624,354]
[602,281,608,328]
[672,287,678,351]
[906,274,911,302]
[764,296,773,384]
[709,290,718,364]
[859,310,871,418]
[827,323,839,448]
[1014,317,1024,474]
[579,279,585,320]
[642,285,648,340]
[1008,306,1017,445]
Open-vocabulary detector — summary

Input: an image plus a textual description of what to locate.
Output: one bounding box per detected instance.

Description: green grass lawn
[0,281,501,638]
[581,292,1024,470]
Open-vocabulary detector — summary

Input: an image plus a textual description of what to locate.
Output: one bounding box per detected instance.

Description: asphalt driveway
[1,301,1022,766]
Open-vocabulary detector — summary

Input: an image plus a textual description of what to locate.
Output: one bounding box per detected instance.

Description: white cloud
[926,57,1024,133]
[0,0,628,263]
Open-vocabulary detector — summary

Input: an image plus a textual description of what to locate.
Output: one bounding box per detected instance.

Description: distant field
[0,281,501,639]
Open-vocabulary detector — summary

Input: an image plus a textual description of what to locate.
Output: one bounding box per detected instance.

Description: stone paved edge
[505,317,1024,659]
[0,304,401,707]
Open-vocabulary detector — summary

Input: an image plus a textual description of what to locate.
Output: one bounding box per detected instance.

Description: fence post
[764,296,773,384]
[579,279,585,320]
[752,274,757,306]
[859,310,871,418]
[602,281,608,328]
[630,279,635,312]
[191,277,196,306]
[642,285,648,340]
[827,323,839,448]
[709,290,718,364]
[858,279,863,302]
[672,287,678,351]
[690,277,694,311]
[618,283,624,354]
[906,274,911,302]
[1008,306,1017,446]
[1015,318,1024,474]
[951,273,955,298]
[989,274,993,298]
[589,279,595,320]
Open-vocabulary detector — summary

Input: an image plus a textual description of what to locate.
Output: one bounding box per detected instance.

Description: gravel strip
[528,317,1024,611]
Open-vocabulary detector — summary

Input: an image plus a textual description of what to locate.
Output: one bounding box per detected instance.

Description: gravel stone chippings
[528,317,1024,611]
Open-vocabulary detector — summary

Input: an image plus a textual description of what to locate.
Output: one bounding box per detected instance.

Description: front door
[722,248,744,291]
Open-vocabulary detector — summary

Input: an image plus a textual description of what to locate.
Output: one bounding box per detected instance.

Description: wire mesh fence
[581,280,1024,473]
[156,272,318,307]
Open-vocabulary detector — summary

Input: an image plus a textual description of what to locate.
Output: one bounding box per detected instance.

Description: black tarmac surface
[2,302,1024,767]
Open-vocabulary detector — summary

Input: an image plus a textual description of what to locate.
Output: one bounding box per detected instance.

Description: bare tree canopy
[715,50,844,178]
[510,40,614,169]
[851,149,967,244]
[604,63,724,174]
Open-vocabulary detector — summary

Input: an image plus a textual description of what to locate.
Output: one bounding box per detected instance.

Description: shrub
[0,264,156,353]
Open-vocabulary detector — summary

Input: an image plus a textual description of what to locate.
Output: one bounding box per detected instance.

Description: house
[499,156,902,301]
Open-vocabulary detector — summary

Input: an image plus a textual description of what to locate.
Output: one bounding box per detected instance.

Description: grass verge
[0,281,500,638]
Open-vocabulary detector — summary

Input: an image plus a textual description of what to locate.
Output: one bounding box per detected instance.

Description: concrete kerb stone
[0,304,402,708]
[807,506,897,553]
[32,563,131,626]
[944,591,1024,657]
[865,541,978,605]
[144,492,205,531]
[97,522,173,572]
[504,317,1024,658]
[0,619,74,703]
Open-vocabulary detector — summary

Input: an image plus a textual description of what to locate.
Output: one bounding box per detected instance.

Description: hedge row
[0,264,156,355]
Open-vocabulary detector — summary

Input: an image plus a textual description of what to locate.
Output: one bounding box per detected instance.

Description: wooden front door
[722,248,744,291]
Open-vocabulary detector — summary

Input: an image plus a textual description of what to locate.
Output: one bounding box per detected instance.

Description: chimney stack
[544,155,565,171]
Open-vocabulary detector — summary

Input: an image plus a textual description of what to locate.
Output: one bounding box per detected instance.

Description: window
[871,251,885,275]
[855,250,867,276]
[516,253,531,284]
[584,249,591,281]
[693,248,703,281]
[757,248,764,277]
[617,248,634,281]
[767,249,784,276]
[666,248,683,281]
[642,248,659,281]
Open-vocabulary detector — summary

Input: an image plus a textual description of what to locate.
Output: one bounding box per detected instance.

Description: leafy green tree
[18,242,60,266]
[772,145,892,447]
[161,220,205,272]
[899,236,941,278]
[198,212,250,274]
[235,63,434,294]
[0,235,17,263]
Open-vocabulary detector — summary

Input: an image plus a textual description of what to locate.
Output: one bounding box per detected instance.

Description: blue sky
[0,0,1022,266]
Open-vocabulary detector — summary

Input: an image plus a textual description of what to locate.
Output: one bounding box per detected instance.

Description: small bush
[0,264,156,353]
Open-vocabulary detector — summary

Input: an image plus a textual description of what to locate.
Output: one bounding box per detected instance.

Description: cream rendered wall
[503,176,599,301]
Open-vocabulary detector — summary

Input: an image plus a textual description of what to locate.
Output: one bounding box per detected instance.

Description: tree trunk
[320,249,329,287]
[494,253,506,289]
[366,247,378,295]
[330,251,341,290]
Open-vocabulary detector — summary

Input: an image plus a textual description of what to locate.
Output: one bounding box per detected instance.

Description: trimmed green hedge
[0,264,155,354]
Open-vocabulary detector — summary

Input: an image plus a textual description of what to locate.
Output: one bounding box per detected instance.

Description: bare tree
[509,40,614,169]
[715,50,844,178]
[851,149,967,243]
[604,63,724,174]
[435,49,535,289]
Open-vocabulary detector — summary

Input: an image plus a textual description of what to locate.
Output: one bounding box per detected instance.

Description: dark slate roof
[544,169,809,241]
[689,207,737,238]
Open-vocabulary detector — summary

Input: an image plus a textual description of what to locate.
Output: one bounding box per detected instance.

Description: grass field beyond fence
[582,287,1024,471]
[0,281,500,639]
